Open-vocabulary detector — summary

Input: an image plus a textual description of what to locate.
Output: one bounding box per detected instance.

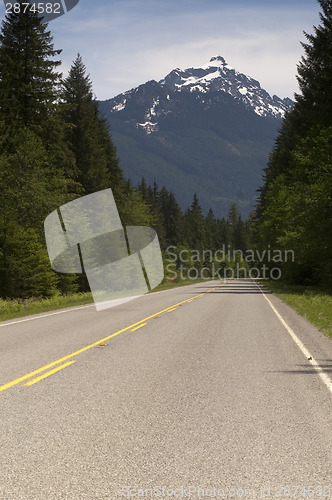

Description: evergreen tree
[205,208,218,251]
[102,120,126,201]
[3,226,59,298]
[138,178,149,202]
[258,126,332,284]
[296,0,332,129]
[158,187,182,247]
[62,54,116,194]
[136,180,166,247]
[0,1,62,140]
[183,193,207,252]
[255,0,332,286]
[258,1,332,216]
[0,128,77,297]
[228,204,248,251]
[118,182,157,228]
[215,217,231,249]
[167,192,183,246]
[0,8,79,298]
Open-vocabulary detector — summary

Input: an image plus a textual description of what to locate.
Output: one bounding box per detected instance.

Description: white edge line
[254,281,332,397]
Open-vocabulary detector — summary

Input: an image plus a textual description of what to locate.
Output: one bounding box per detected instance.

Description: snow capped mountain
[98,57,293,218]
[160,56,293,119]
[108,56,293,135]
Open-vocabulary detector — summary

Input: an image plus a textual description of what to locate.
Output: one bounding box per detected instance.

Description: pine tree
[166,192,183,246]
[138,178,148,201]
[205,208,218,251]
[215,217,231,249]
[0,128,77,297]
[183,193,206,251]
[0,8,79,298]
[118,182,157,228]
[228,204,248,251]
[255,0,332,285]
[0,2,62,140]
[102,120,126,201]
[158,187,182,247]
[3,226,59,298]
[296,0,332,129]
[61,54,114,194]
[257,0,332,215]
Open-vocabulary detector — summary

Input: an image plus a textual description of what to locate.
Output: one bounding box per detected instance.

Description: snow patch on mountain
[106,56,293,133]
[112,99,126,112]
[160,56,292,119]
[137,121,158,134]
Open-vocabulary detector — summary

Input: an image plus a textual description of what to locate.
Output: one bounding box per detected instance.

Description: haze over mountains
[99,56,293,218]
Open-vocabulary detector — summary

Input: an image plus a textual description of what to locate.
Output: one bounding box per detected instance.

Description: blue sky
[1,0,322,100]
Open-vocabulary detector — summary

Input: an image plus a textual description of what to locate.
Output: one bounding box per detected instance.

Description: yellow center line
[25,361,76,387]
[131,323,147,332]
[0,281,231,393]
[168,308,177,312]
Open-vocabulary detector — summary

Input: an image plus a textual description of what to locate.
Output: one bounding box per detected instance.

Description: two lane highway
[0,279,331,499]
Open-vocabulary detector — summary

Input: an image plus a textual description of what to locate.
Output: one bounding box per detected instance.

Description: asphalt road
[0,279,331,499]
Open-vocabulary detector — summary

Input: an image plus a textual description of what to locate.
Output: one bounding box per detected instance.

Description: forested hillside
[0,3,251,300]
[2,0,330,301]
[98,57,291,219]
[254,0,332,288]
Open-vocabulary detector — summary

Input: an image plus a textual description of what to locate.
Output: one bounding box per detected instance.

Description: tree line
[0,3,251,299]
[254,0,332,288]
[1,0,330,299]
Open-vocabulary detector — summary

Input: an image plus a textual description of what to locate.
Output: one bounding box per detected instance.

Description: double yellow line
[0,281,230,393]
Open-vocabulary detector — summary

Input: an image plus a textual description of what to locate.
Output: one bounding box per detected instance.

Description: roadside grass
[262,280,332,339]
[3,278,331,338]
[0,292,94,323]
[0,276,214,323]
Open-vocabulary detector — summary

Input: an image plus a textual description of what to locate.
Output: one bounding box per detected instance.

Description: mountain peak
[159,56,292,119]
[202,55,228,68]
[210,55,226,64]
[98,56,294,218]
[106,56,293,123]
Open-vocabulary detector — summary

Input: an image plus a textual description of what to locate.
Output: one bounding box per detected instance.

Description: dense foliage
[4,1,329,298]
[0,3,250,299]
[255,0,332,287]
